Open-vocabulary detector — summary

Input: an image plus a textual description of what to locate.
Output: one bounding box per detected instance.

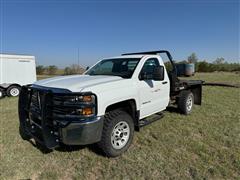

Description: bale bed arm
[122,50,177,73]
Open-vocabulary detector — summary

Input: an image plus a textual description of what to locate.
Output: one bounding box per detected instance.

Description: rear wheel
[178,91,194,115]
[97,110,134,157]
[7,85,21,97]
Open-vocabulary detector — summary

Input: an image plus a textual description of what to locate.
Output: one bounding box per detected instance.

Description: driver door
[137,58,170,118]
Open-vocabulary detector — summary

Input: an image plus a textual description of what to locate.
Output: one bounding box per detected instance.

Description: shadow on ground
[26,139,105,156]
[166,106,180,113]
[22,107,180,155]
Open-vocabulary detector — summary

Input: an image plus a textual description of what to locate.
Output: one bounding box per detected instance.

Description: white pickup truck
[19,50,203,157]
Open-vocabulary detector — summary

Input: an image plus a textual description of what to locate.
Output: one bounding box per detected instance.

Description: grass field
[1,72,240,179]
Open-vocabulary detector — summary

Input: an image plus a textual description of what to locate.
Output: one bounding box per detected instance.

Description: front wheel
[97,110,134,157]
[19,124,31,140]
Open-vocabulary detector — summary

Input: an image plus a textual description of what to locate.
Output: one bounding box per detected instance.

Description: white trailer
[0,54,37,98]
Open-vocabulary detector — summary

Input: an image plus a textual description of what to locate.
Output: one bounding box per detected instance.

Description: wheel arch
[6,83,22,89]
[105,99,140,131]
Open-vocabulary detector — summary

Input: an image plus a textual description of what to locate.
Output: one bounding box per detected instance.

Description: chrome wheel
[186,95,193,112]
[111,121,130,150]
[10,87,20,96]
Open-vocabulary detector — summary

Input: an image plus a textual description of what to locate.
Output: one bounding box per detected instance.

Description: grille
[26,88,96,122]
[52,95,82,116]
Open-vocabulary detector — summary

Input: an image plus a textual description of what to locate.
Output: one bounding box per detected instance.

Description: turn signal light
[83,95,93,102]
[82,107,93,115]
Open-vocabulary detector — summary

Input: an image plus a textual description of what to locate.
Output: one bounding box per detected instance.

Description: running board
[139,112,164,127]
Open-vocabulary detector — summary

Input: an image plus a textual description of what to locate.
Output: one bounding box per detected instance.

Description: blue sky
[1,0,239,67]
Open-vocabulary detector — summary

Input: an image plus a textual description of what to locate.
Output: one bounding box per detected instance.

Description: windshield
[85,58,140,78]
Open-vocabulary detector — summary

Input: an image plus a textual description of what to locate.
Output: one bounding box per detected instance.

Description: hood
[34,75,123,92]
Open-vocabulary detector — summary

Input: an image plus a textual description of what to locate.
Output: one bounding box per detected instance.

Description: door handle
[152,88,161,92]
[162,81,168,84]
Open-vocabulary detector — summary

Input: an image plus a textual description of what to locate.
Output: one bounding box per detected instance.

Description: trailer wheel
[97,110,134,157]
[178,91,194,115]
[7,85,21,97]
[0,88,5,99]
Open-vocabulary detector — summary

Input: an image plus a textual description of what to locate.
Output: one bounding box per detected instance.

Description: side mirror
[86,66,89,70]
[153,66,164,81]
[140,72,152,80]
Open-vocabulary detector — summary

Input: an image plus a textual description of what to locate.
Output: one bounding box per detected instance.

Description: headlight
[74,95,96,116]
[53,93,97,117]
[75,95,95,103]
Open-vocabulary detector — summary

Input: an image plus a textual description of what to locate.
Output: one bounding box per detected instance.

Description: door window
[139,58,160,79]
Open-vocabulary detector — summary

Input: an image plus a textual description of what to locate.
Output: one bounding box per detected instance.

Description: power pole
[77,48,79,67]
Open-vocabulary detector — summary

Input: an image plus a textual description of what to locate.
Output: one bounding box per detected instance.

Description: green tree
[196,60,240,72]
[64,67,72,75]
[164,61,173,72]
[64,64,84,75]
[46,65,58,75]
[197,61,209,72]
[36,65,46,75]
[213,57,225,64]
[187,53,198,64]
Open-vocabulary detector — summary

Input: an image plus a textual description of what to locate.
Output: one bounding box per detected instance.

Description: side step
[139,112,164,127]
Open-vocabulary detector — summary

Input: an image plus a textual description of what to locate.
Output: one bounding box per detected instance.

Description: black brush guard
[18,85,102,149]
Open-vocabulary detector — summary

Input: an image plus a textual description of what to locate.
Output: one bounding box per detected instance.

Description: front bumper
[61,117,103,145]
[18,85,103,149]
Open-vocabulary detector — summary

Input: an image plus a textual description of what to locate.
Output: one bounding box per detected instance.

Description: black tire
[178,90,194,115]
[18,89,31,140]
[0,88,5,99]
[19,124,31,140]
[7,85,21,97]
[97,109,134,157]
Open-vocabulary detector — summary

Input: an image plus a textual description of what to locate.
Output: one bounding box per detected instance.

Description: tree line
[36,65,58,75]
[183,53,240,72]
[36,64,85,75]
[36,54,239,75]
